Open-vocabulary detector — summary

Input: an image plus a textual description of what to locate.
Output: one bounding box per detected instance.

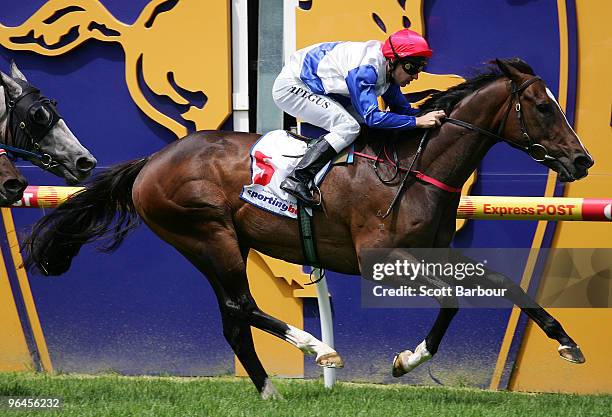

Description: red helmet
[382,29,433,60]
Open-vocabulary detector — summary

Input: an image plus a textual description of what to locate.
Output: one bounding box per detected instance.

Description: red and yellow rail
[457,196,612,221]
[7,186,612,221]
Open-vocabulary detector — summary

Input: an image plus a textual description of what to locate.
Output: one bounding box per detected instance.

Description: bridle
[444,75,556,163]
[373,75,555,218]
[0,77,62,169]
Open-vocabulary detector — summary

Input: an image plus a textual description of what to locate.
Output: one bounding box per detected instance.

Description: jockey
[272,28,445,206]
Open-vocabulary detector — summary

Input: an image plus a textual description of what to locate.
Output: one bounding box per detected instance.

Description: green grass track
[0,373,609,417]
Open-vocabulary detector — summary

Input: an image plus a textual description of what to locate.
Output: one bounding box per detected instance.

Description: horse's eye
[32,107,51,125]
[536,103,553,114]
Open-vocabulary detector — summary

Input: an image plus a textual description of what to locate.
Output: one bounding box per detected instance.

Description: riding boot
[280,136,337,206]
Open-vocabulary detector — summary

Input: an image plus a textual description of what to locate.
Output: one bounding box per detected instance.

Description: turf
[0,373,609,417]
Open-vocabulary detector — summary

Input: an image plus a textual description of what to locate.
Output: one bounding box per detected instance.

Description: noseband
[1,78,62,169]
[444,76,556,163]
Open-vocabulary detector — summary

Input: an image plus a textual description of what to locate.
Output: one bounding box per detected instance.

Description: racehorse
[0,61,97,185]
[24,59,593,398]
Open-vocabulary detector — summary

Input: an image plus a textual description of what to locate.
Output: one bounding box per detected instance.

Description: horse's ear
[10,60,28,82]
[0,72,23,98]
[495,58,522,81]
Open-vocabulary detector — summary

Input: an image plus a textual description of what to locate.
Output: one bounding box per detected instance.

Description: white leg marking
[405,340,432,370]
[394,340,433,376]
[285,324,335,359]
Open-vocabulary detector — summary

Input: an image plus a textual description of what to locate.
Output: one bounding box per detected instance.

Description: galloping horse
[25,59,593,398]
[0,61,97,185]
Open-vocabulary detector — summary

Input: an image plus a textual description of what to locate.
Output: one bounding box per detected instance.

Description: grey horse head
[0,61,97,184]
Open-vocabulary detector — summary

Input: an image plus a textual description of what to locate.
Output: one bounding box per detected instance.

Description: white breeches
[272,68,361,152]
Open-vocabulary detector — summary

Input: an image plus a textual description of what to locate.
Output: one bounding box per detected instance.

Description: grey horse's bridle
[1,77,62,169]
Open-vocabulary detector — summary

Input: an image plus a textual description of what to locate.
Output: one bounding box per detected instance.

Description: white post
[314,268,336,388]
[283,0,298,62]
[232,0,249,132]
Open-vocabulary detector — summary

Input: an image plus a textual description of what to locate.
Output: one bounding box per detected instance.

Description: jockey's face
[390,63,420,87]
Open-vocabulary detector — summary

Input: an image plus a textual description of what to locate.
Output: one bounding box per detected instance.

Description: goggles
[400,60,426,75]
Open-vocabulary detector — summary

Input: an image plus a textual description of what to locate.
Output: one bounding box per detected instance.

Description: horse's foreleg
[392,281,459,377]
[392,198,461,377]
[460,266,585,364]
[521,307,584,363]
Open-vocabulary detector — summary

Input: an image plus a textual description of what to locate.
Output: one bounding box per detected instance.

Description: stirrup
[310,183,322,206]
[281,179,321,207]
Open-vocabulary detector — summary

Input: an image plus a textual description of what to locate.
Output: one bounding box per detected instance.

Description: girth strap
[297,204,325,285]
[298,204,320,268]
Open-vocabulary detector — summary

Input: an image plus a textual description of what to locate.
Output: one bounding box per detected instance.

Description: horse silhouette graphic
[0,0,232,138]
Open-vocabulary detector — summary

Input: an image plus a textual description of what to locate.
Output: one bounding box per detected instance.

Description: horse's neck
[415,80,510,189]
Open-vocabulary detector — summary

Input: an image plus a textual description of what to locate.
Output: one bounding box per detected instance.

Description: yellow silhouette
[0,0,317,378]
[0,0,232,138]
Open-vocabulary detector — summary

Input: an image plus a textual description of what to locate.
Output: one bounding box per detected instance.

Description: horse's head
[495,59,593,182]
[0,153,27,205]
[0,62,97,184]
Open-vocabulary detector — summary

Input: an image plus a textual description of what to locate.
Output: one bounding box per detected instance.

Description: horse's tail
[23,157,149,276]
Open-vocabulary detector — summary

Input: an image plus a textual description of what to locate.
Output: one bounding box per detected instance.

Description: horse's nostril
[76,156,97,173]
[4,178,27,196]
[574,155,594,170]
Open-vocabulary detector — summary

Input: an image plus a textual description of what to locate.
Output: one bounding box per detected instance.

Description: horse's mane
[418,58,535,114]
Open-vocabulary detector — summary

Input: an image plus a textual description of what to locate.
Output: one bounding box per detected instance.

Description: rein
[354,75,553,218]
[444,76,555,163]
[354,146,461,191]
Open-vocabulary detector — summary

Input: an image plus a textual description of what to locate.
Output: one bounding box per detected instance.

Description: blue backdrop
[0,0,574,387]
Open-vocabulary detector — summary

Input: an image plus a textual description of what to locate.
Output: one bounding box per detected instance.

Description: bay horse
[24,59,593,398]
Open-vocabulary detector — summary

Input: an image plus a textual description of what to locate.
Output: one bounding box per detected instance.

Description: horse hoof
[558,345,586,364]
[316,352,344,368]
[392,350,412,377]
[392,341,433,377]
[260,379,283,400]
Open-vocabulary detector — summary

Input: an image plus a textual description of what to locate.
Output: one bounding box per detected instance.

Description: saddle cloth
[240,130,352,219]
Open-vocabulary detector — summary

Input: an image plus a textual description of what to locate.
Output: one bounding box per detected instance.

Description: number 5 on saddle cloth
[240,130,354,275]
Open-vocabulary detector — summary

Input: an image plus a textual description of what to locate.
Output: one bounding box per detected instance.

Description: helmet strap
[388,34,401,61]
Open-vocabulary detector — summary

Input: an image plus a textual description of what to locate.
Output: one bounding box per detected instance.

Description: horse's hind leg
[225,249,343,369]
[180,239,282,399]
[175,225,341,397]
[248,300,344,368]
[219,307,281,399]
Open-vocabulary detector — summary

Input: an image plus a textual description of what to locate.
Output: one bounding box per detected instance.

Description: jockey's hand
[415,110,446,128]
